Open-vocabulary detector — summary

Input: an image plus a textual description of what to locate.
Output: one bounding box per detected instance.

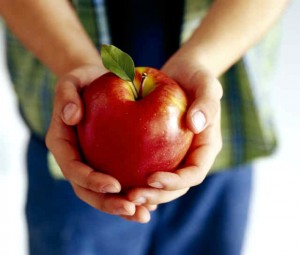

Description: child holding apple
[0,0,289,254]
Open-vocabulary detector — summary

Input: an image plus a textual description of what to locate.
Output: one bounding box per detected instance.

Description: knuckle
[85,171,96,190]
[180,187,190,196]
[85,171,101,192]
[196,172,206,186]
[55,75,80,104]
[146,204,158,211]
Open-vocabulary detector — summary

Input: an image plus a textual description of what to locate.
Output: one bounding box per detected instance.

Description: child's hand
[126,54,223,208]
[46,65,153,223]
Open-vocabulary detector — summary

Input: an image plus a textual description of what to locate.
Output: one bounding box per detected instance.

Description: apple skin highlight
[77,67,194,190]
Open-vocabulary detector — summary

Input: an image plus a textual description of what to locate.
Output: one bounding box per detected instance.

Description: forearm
[180,0,290,77]
[0,0,103,77]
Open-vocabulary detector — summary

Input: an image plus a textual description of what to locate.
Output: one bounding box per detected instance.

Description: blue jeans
[26,134,252,255]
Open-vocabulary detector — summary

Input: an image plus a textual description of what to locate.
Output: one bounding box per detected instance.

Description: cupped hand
[46,65,153,223]
[126,52,223,208]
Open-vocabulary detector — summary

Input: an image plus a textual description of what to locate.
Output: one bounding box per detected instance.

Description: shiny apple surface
[77,67,193,190]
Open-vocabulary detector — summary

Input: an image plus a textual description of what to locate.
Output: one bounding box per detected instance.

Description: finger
[147,118,222,191]
[120,205,151,223]
[47,68,122,194]
[72,183,135,216]
[46,105,121,194]
[186,71,223,134]
[127,187,189,205]
[147,146,215,190]
[144,204,158,211]
[56,76,83,126]
[46,127,121,193]
[55,65,104,126]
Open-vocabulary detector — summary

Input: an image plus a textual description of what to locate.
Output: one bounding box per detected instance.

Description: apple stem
[138,73,148,99]
[130,81,139,99]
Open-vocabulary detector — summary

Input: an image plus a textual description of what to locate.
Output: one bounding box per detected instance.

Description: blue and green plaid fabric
[5,0,279,173]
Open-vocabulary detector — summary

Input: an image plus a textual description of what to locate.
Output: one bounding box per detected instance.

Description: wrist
[176,40,227,78]
[162,47,215,87]
[55,50,105,79]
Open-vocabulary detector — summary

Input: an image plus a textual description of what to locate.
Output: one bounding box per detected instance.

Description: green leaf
[101,44,135,82]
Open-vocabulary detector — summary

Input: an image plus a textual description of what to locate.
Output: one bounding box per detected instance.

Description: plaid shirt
[5,0,279,173]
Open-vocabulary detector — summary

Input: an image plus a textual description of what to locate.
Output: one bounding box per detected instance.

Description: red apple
[77,67,194,190]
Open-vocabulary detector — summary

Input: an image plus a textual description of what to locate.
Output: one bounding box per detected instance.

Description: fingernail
[100,184,119,193]
[132,197,146,205]
[63,103,77,122]
[192,111,206,133]
[149,181,164,189]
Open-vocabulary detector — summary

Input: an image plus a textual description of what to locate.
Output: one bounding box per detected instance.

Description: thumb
[55,74,83,126]
[55,65,105,126]
[188,110,207,134]
[185,72,223,134]
[62,102,81,125]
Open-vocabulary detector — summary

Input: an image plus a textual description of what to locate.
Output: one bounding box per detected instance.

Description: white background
[0,2,300,254]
